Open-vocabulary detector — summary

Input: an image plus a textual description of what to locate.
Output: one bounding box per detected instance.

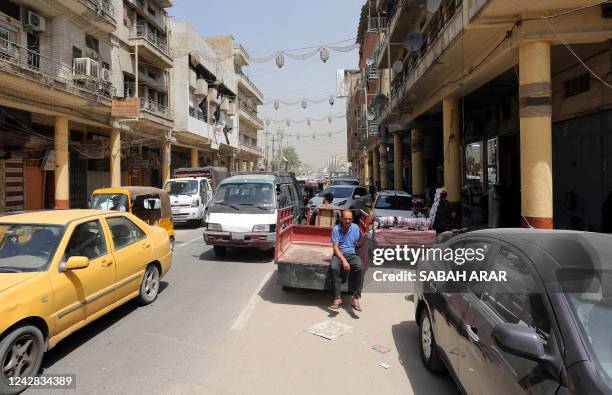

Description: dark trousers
[330,253,364,299]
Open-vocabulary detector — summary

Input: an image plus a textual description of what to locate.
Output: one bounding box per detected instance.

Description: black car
[414,229,612,395]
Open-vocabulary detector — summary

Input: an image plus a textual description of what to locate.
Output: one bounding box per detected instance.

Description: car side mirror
[62,256,90,272]
[354,195,361,199]
[492,323,546,362]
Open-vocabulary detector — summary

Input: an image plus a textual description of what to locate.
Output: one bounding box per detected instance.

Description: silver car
[372,190,415,219]
[308,185,371,211]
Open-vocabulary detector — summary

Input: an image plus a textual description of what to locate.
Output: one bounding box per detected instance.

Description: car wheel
[213,246,227,256]
[137,264,160,305]
[0,325,45,395]
[419,308,445,373]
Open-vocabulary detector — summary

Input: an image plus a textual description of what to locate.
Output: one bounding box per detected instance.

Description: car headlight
[252,224,270,232]
[207,223,222,231]
[191,198,200,207]
[336,200,347,206]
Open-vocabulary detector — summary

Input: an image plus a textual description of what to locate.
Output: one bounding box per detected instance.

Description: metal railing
[127,0,167,29]
[131,25,170,57]
[0,38,115,101]
[80,0,115,22]
[189,106,206,121]
[385,0,463,115]
[238,100,264,126]
[239,139,263,154]
[367,16,388,31]
[140,97,172,118]
[240,71,264,99]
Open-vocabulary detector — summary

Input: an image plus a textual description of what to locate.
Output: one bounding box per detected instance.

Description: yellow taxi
[0,210,172,394]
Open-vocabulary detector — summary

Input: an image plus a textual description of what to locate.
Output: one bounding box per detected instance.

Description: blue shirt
[332,223,360,255]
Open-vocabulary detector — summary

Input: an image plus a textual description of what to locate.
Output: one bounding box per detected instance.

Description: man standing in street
[330,210,365,311]
[432,187,456,233]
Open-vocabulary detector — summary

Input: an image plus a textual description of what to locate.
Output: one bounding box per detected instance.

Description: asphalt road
[28,226,458,395]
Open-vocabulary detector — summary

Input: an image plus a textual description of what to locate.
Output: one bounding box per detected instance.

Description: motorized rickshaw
[90,186,175,249]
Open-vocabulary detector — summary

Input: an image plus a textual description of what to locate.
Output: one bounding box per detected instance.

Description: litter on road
[379,362,391,369]
[371,344,391,354]
[305,320,353,340]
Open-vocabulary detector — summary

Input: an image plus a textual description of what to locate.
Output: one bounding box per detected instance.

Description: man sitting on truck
[330,209,365,311]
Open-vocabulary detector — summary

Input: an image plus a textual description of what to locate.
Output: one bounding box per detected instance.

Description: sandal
[330,298,342,309]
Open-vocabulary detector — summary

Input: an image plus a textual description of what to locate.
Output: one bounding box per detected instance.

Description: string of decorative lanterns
[269,129,346,140]
[265,114,346,126]
[264,95,343,109]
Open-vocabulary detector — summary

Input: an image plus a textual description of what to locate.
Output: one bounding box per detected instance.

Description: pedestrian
[330,210,365,311]
[432,187,456,233]
[310,192,337,226]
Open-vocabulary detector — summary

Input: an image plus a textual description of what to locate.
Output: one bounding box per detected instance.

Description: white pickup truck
[163,177,213,226]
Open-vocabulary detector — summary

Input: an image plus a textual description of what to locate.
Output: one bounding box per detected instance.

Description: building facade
[349,0,612,230]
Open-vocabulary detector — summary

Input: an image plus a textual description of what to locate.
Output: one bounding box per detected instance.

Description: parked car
[0,210,172,394]
[204,172,303,255]
[415,229,612,395]
[308,185,371,211]
[331,176,359,186]
[372,190,414,219]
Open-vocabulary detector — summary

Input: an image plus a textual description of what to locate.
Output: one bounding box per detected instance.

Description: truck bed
[277,243,333,266]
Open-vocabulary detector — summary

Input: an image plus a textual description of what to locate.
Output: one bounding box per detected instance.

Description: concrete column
[372,148,380,186]
[519,41,553,229]
[110,128,121,188]
[411,129,424,196]
[250,161,255,171]
[379,143,388,190]
[190,148,198,168]
[229,155,235,172]
[443,98,461,204]
[54,116,69,209]
[393,133,403,191]
[363,152,370,186]
[161,141,171,185]
[367,150,374,187]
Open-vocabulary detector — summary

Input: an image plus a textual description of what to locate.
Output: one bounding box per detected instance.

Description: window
[64,220,107,261]
[565,73,590,97]
[72,46,82,59]
[0,1,20,20]
[123,73,135,97]
[354,187,367,198]
[0,26,9,54]
[106,216,146,250]
[481,248,551,343]
[487,138,497,187]
[279,184,293,208]
[85,34,99,53]
[102,61,110,70]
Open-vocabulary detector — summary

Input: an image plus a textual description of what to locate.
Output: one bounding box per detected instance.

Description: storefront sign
[112,97,140,118]
[42,150,55,171]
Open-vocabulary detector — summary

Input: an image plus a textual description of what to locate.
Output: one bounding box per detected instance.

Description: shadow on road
[41,280,170,371]
[391,321,459,395]
[258,271,337,309]
[198,248,274,263]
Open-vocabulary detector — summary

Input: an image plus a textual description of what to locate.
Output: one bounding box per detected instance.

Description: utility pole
[271,132,276,171]
[263,129,271,171]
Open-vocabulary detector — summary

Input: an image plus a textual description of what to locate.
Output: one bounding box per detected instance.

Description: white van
[163,177,213,226]
[203,173,302,255]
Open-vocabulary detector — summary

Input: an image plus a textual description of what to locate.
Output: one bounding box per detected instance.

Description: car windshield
[561,269,612,386]
[0,224,64,272]
[375,195,412,210]
[318,187,352,199]
[333,180,358,186]
[91,193,129,211]
[164,180,198,196]
[213,183,275,207]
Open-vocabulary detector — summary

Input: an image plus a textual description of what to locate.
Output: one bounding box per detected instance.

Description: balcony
[129,25,172,68]
[376,0,424,68]
[0,38,114,104]
[238,100,264,129]
[126,0,168,32]
[140,97,173,120]
[57,0,116,31]
[380,0,463,122]
[238,72,264,103]
[239,139,263,157]
[189,106,206,122]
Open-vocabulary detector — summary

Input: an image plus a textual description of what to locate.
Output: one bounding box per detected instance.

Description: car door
[428,239,496,379]
[104,215,152,301]
[50,219,116,332]
[458,246,561,395]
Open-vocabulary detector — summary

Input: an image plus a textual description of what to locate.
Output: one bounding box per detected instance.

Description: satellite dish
[404,32,424,52]
[367,111,376,121]
[374,94,388,108]
[427,0,442,14]
[366,57,375,66]
[392,60,404,74]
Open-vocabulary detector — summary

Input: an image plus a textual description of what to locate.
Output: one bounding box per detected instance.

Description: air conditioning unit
[25,11,46,32]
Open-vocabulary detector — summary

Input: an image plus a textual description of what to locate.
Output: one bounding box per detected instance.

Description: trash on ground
[371,344,391,353]
[361,341,368,345]
[305,320,353,340]
[360,331,368,336]
[379,362,391,369]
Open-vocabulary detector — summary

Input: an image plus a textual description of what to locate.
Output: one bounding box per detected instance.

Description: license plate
[232,233,245,240]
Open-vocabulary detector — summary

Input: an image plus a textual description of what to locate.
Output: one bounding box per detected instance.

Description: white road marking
[177,235,204,248]
[230,271,274,331]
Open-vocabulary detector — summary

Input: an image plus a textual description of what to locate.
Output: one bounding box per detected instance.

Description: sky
[169,0,364,169]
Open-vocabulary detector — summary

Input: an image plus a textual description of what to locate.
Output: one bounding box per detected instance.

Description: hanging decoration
[263,94,344,108]
[276,53,285,69]
[320,47,330,63]
[286,119,291,126]
[265,114,345,124]
[266,119,271,126]
[328,115,333,124]
[307,118,312,126]
[267,128,345,141]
